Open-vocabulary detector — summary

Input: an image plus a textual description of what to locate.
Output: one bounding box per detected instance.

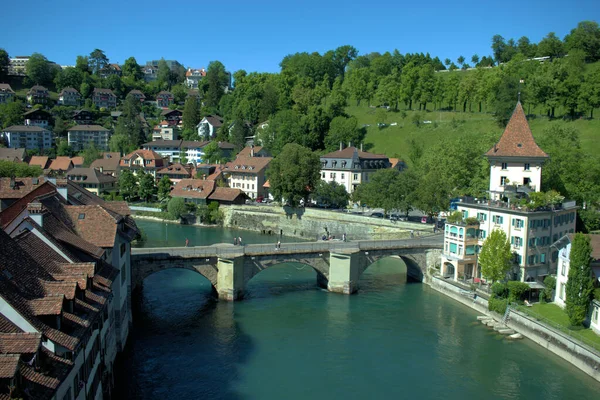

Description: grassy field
[347,104,600,163]
[519,303,600,351]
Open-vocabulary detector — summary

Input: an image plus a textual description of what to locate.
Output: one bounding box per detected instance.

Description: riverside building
[440,102,577,284]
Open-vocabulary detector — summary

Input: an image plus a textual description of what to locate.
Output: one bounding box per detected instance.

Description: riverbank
[428,276,600,383]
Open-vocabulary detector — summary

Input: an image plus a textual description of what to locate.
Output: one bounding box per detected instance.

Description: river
[116,219,600,399]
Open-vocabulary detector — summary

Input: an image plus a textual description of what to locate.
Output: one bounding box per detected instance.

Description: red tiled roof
[29,156,49,169]
[208,187,246,202]
[171,179,215,200]
[70,156,84,166]
[321,146,388,159]
[120,149,166,168]
[0,333,41,354]
[224,156,272,175]
[0,182,56,229]
[48,157,74,171]
[485,102,549,158]
[27,297,64,316]
[157,163,192,176]
[0,355,20,378]
[63,205,120,248]
[0,177,44,200]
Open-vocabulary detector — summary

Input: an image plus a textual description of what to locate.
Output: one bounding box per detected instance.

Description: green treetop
[478,229,512,283]
[566,233,594,326]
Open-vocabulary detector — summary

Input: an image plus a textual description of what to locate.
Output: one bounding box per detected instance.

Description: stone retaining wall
[221,205,434,240]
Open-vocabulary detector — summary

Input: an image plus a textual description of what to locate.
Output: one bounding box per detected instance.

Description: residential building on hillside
[68,125,111,151]
[223,152,272,199]
[8,55,29,75]
[27,85,50,105]
[70,156,84,168]
[23,108,51,128]
[0,147,27,163]
[142,140,232,164]
[120,150,166,177]
[142,140,184,162]
[0,83,15,103]
[320,144,392,194]
[440,102,578,284]
[73,109,94,125]
[156,163,193,184]
[152,121,179,141]
[197,115,224,139]
[146,59,182,72]
[553,234,600,334]
[161,109,182,126]
[128,89,146,102]
[156,91,174,108]
[67,167,118,195]
[238,145,270,158]
[90,152,122,177]
[185,68,206,88]
[142,65,158,81]
[57,87,81,106]
[100,63,122,78]
[2,125,52,150]
[92,88,117,108]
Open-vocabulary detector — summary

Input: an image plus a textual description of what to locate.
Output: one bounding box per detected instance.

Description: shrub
[594,288,600,301]
[488,296,508,314]
[446,211,463,224]
[465,217,480,225]
[491,282,508,298]
[542,276,557,303]
[167,197,186,220]
[507,281,530,303]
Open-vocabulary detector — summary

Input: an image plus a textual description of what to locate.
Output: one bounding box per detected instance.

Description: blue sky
[2,0,598,73]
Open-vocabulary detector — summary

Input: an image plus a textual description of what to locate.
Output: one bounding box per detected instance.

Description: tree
[0,102,25,129]
[478,229,512,283]
[492,35,507,65]
[579,66,600,118]
[457,55,465,68]
[564,21,600,62]
[182,96,201,132]
[230,119,249,152]
[202,141,224,164]
[138,172,156,202]
[471,54,480,65]
[352,169,404,215]
[324,116,365,152]
[167,197,186,220]
[0,161,43,177]
[26,53,53,85]
[537,32,565,58]
[89,49,109,75]
[118,170,138,201]
[517,36,536,58]
[0,48,9,82]
[566,233,594,326]
[157,176,172,203]
[310,181,349,209]
[56,138,74,157]
[205,61,229,108]
[444,58,451,67]
[111,94,144,153]
[122,57,143,81]
[54,67,84,91]
[267,143,320,207]
[81,142,102,167]
[75,55,90,74]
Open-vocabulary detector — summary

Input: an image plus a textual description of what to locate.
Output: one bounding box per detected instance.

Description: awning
[526,282,545,290]
[593,266,600,283]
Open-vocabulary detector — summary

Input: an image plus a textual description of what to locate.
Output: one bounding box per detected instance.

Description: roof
[224,155,273,175]
[23,108,51,117]
[28,85,48,93]
[208,187,246,202]
[48,157,73,171]
[129,89,145,96]
[0,333,41,354]
[67,124,110,132]
[92,88,116,95]
[2,125,48,133]
[202,115,224,127]
[157,91,173,97]
[70,156,84,166]
[171,179,215,200]
[237,146,268,157]
[0,83,15,93]
[0,148,27,162]
[66,168,118,184]
[121,150,165,168]
[0,177,45,200]
[143,140,183,148]
[160,109,182,116]
[63,205,120,248]
[485,102,549,159]
[217,141,235,150]
[59,87,80,95]
[157,163,192,176]
[90,152,121,172]
[321,146,388,159]
[0,354,20,378]
[263,179,270,188]
[0,182,56,229]
[29,156,49,169]
[389,157,405,168]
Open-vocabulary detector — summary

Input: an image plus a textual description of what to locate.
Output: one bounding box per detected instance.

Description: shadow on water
[358,256,411,294]
[244,263,319,299]
[114,269,255,400]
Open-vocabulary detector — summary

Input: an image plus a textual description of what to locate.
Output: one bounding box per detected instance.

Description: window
[515,254,522,264]
[449,243,457,254]
[477,212,486,221]
[524,163,530,171]
[540,253,546,264]
[479,230,486,239]
[492,215,503,224]
[561,260,566,276]
[560,283,566,300]
[330,173,336,179]
[501,162,508,170]
[512,218,524,228]
[462,210,468,219]
[341,173,345,179]
[353,173,358,180]
[593,307,599,323]
[458,245,463,255]
[321,172,325,178]
[500,176,508,185]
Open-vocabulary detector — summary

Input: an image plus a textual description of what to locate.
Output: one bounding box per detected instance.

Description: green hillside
[347,104,600,163]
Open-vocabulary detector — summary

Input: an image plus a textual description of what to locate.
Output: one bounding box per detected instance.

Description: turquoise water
[117,219,600,399]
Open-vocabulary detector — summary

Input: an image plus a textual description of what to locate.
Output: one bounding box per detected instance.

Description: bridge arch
[359,250,431,282]
[132,260,218,293]
[243,254,330,287]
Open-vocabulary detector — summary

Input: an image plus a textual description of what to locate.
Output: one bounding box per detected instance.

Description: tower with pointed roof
[486,102,548,200]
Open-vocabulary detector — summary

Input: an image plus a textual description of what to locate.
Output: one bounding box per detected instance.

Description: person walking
[277,240,281,250]
[234,237,238,246]
[238,236,243,246]
[185,238,189,247]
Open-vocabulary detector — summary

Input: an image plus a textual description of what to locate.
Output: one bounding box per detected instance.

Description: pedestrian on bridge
[234,237,238,246]
[276,240,281,250]
[185,238,189,247]
[238,236,243,246]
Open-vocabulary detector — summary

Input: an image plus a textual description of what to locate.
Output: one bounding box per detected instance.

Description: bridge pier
[328,251,360,295]
[217,256,245,301]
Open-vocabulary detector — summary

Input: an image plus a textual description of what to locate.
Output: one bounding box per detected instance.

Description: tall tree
[478,229,512,283]
[75,55,91,74]
[537,32,565,58]
[201,141,223,164]
[332,45,358,81]
[566,233,594,326]
[491,35,507,65]
[266,143,320,207]
[0,102,25,129]
[122,56,143,81]
[26,53,52,85]
[517,36,536,57]
[457,55,465,68]
[564,21,600,62]
[324,116,365,152]
[54,67,84,91]
[81,142,102,167]
[157,58,173,88]
[310,181,349,209]
[89,49,109,75]
[471,54,480,65]
[138,172,156,202]
[182,95,201,133]
[205,60,229,108]
[229,118,249,152]
[157,176,172,203]
[118,170,138,201]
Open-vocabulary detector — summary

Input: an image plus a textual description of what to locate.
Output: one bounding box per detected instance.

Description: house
[156,163,193,184]
[185,68,206,89]
[208,187,247,205]
[161,109,182,126]
[183,140,214,164]
[156,91,174,108]
[553,234,600,334]
[57,87,81,106]
[7,55,29,75]
[0,83,15,104]
[128,89,146,102]
[28,155,50,170]
[0,147,27,163]
[142,140,186,162]
[142,65,158,82]
[223,152,272,199]
[142,140,215,164]
[66,167,118,195]
[120,149,166,177]
[152,121,179,141]
[23,108,51,128]
[0,179,138,399]
[92,88,117,109]
[171,179,215,205]
[320,144,391,194]
[26,85,50,105]
[1,126,52,150]
[237,145,270,158]
[100,63,122,78]
[197,115,224,139]
[48,156,74,174]
[73,109,94,125]
[0,177,44,210]
[70,156,84,168]
[196,164,226,183]
[440,102,577,284]
[68,125,111,151]
[90,152,122,176]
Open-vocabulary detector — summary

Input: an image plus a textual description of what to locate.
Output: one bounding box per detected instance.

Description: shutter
[511,236,514,244]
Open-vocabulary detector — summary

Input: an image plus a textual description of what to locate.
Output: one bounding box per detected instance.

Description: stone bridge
[131,237,443,301]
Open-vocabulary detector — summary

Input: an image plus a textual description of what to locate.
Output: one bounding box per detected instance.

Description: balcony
[459,196,577,213]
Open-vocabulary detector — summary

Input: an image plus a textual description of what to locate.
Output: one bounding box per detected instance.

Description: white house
[223,150,272,199]
[440,102,578,283]
[2,125,52,150]
[197,115,224,139]
[68,124,111,151]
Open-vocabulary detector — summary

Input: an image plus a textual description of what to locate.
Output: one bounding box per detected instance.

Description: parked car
[371,212,384,218]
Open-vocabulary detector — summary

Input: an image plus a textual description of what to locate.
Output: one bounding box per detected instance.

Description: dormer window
[501,162,508,170]
[524,163,530,171]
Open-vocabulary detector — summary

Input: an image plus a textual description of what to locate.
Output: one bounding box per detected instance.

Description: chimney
[27,201,44,227]
[339,142,343,151]
[251,146,254,158]
[9,176,15,189]
[360,143,363,152]
[348,141,351,148]
[55,178,68,201]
